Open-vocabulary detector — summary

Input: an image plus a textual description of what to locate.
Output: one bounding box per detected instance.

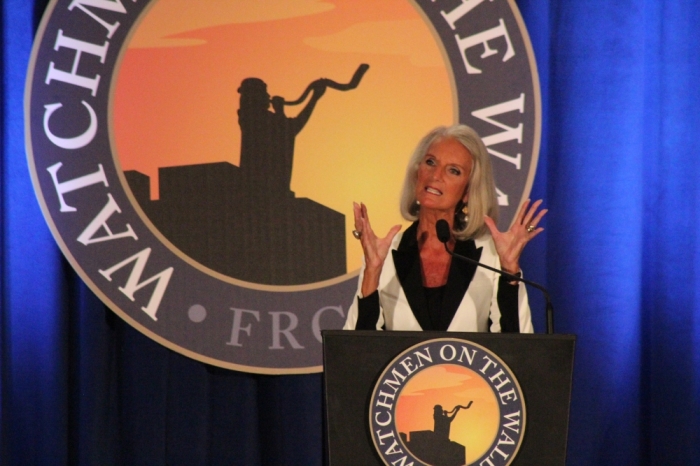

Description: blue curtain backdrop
[3,0,700,464]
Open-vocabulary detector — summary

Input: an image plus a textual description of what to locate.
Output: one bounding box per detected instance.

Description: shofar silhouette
[446,401,474,416]
[283,63,370,106]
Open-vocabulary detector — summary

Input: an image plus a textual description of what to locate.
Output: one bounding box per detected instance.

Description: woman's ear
[462,182,470,204]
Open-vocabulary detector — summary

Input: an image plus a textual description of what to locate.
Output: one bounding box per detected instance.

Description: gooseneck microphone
[436,219,554,334]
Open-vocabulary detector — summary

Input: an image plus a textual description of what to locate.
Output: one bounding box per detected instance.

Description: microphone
[436,219,554,334]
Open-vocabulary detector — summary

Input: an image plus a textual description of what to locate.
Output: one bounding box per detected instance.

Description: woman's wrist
[361,267,381,297]
[501,263,520,285]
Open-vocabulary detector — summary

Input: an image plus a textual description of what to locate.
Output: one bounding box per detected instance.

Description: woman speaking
[343,124,546,333]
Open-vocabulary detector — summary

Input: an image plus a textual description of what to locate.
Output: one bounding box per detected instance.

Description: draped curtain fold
[3,0,700,464]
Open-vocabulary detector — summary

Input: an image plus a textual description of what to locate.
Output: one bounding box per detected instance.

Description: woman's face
[415,137,472,214]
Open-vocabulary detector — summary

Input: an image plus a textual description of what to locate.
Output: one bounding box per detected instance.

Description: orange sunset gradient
[395,364,500,463]
[112,0,453,274]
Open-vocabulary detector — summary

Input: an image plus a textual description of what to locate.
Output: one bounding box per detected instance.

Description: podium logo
[370,339,526,466]
[25,1,539,373]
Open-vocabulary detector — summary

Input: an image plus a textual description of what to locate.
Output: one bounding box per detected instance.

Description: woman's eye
[426,158,436,166]
[449,167,461,175]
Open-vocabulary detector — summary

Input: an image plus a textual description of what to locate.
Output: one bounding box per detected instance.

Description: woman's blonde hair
[399,124,498,239]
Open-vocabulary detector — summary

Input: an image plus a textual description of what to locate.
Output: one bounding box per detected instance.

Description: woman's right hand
[353,202,401,296]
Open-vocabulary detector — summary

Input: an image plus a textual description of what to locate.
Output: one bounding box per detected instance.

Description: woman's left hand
[483,199,547,274]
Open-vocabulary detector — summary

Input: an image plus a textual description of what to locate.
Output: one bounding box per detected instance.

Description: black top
[425,285,450,331]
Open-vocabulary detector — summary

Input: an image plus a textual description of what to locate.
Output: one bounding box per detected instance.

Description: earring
[461,203,469,224]
[412,199,421,215]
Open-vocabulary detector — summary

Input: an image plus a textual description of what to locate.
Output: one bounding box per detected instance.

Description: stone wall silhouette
[125,163,346,285]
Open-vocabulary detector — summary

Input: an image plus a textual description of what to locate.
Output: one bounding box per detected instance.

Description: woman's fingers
[352,202,363,231]
[521,199,544,228]
[353,202,374,234]
[528,227,545,239]
[352,203,401,263]
[353,202,374,240]
[521,202,547,241]
[386,224,402,244]
[353,201,360,217]
[526,207,548,232]
[360,203,375,237]
[483,215,498,235]
[514,198,531,225]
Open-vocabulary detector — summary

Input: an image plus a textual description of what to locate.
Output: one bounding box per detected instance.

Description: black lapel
[441,238,483,328]
[391,222,431,330]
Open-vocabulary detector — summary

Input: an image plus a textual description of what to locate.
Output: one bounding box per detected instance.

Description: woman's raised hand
[353,202,401,296]
[483,199,547,274]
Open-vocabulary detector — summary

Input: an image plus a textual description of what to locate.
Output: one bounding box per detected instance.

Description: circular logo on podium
[25,1,539,373]
[369,339,526,466]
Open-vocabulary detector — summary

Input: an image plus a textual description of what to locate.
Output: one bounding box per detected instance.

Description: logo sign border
[24,0,541,374]
[413,0,542,227]
[368,337,527,466]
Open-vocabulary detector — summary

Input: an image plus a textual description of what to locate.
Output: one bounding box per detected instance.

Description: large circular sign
[369,338,526,465]
[25,0,540,373]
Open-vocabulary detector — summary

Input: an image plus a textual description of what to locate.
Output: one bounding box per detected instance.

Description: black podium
[323,331,575,465]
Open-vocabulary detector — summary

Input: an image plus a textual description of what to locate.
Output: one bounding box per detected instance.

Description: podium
[323,331,575,465]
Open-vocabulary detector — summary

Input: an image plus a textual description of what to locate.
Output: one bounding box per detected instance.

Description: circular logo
[25,1,540,373]
[370,338,526,465]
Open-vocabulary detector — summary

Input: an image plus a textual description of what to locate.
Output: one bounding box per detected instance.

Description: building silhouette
[401,430,466,466]
[125,162,346,285]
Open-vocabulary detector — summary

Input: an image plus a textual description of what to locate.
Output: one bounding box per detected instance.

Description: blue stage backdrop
[2,0,700,465]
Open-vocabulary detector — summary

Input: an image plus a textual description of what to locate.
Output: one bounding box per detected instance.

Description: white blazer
[343,225,534,333]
